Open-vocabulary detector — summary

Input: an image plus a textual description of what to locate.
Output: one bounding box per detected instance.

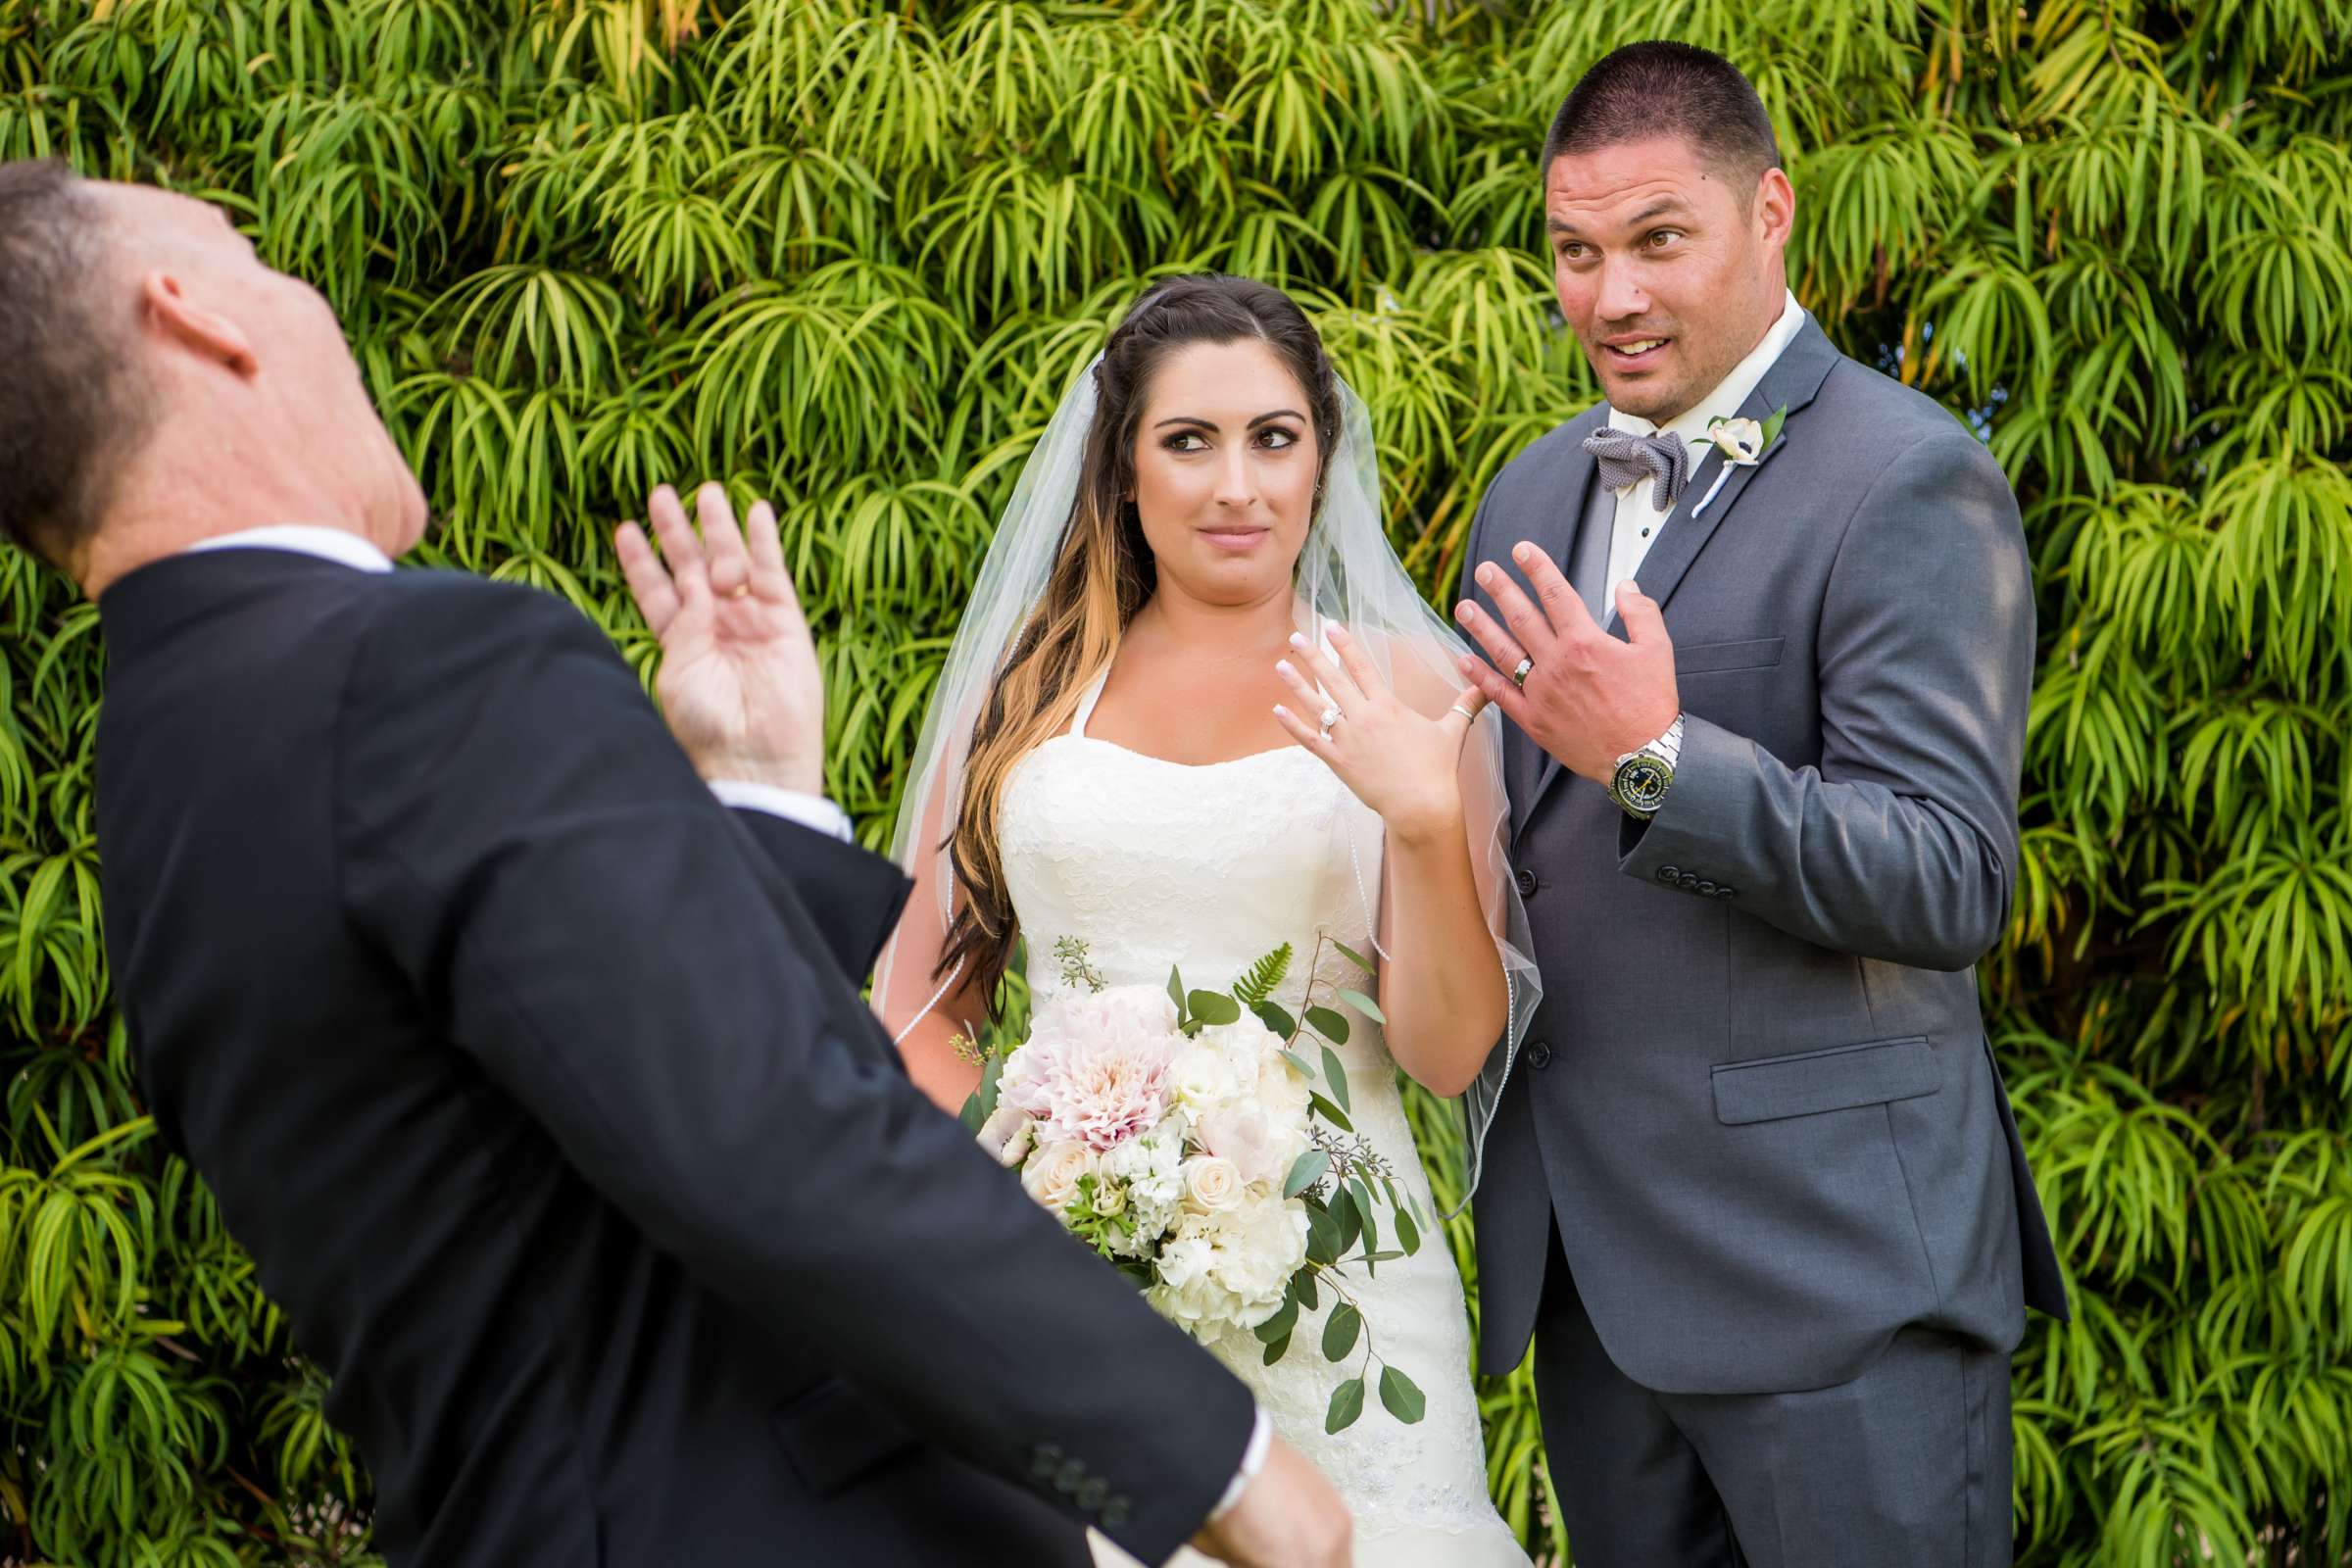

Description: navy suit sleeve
[331,577,1252,1564]
[726,808,911,984]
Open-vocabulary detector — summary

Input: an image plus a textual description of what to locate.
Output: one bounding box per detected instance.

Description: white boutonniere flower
[1687,403,1789,515]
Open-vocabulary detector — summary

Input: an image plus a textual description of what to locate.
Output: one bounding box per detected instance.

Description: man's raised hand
[616,482,826,795]
[1452,542,1680,784]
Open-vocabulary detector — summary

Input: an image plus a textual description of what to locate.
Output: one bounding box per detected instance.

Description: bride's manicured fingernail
[1275,660,1295,678]
[1273,705,1290,720]
[1330,625,1350,643]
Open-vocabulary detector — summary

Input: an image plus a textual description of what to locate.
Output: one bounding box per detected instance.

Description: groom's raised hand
[1453,542,1679,784]
[616,482,826,794]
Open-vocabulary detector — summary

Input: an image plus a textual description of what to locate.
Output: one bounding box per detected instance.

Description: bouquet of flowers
[965,936,1430,1432]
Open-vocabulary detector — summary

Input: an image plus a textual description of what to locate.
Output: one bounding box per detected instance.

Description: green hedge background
[3,0,2350,1563]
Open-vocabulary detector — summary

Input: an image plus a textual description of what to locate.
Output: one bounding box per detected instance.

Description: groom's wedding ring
[1448,701,1478,719]
[1511,656,1534,689]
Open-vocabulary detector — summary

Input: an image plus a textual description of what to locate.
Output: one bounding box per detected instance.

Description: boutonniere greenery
[1687,403,1789,516]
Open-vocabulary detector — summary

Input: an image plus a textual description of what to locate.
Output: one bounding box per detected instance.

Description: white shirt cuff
[1208,1405,1273,1523]
[708,780,853,842]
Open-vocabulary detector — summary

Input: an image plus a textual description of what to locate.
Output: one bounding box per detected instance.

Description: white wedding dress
[1000,672,1531,1568]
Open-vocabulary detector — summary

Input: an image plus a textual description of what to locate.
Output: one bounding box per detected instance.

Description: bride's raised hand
[1272,624,1488,845]
[615,481,825,794]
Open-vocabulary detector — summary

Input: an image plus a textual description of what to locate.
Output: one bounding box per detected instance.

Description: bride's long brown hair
[936,274,1345,1011]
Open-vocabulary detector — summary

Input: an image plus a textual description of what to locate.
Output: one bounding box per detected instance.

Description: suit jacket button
[1515,867,1540,898]
[1658,865,1682,883]
[1102,1496,1132,1530]
[1697,880,1718,896]
[1056,1458,1087,1493]
[1526,1039,1553,1069]
[1720,886,1738,899]
[1032,1444,1063,1479]
[1078,1478,1108,1510]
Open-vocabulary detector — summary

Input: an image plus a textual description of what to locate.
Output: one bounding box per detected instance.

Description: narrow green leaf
[1337,987,1386,1024]
[1320,1045,1352,1115]
[1283,1151,1331,1200]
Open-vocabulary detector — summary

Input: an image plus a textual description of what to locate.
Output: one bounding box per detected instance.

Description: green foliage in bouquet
[1,0,2349,1562]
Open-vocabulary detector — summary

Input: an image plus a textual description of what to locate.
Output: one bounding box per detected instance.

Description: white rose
[1167,1045,1239,1113]
[1707,416,1766,464]
[1020,1141,1095,1213]
[1181,1155,1245,1214]
[1091,1178,1128,1217]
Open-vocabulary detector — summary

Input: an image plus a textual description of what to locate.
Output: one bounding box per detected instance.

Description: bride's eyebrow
[1152,410,1306,430]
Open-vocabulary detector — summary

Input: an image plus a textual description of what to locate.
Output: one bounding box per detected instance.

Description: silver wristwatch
[1608,714,1685,820]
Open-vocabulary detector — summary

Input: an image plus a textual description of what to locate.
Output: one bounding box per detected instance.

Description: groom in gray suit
[1452,43,2068,1567]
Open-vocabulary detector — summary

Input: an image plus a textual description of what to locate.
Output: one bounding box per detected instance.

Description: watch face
[1613,755,1674,814]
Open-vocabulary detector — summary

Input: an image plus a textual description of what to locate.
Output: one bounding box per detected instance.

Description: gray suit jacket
[1461,317,2068,1395]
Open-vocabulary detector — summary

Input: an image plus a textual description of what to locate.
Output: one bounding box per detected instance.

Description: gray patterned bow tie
[1584,426,1692,511]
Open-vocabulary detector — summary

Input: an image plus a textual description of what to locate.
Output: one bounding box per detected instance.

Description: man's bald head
[0,164,427,593]
[0,162,144,571]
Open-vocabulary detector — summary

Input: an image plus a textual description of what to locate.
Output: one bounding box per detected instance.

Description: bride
[873,274,1540,1567]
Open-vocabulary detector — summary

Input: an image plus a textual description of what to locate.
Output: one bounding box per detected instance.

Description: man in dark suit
[1449,44,2066,1568]
[0,160,1350,1568]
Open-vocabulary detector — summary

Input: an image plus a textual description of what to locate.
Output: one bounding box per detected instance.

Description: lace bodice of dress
[999,678,1387,1051]
[1001,675,1530,1563]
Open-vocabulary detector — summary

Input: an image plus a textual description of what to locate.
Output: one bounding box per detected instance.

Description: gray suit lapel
[1516,318,1843,836]
[1496,410,1604,818]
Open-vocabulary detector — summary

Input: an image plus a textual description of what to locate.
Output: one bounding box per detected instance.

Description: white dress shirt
[1601,288,1809,606]
[186,525,852,839]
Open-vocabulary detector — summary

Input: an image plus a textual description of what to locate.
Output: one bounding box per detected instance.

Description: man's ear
[139,270,259,377]
[1755,167,1796,252]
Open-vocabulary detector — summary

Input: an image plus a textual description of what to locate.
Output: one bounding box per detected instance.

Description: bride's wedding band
[1511,657,1534,689]
[1448,702,1478,719]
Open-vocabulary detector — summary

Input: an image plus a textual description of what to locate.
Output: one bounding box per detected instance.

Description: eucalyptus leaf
[1396,1206,1421,1257]
[1309,1093,1353,1133]
[1255,1002,1298,1039]
[1283,1150,1331,1200]
[1262,1333,1291,1367]
[1330,939,1375,974]
[1325,1377,1366,1434]
[1321,1301,1363,1361]
[1305,1005,1351,1046]
[1337,987,1386,1024]
[1378,1365,1427,1424]
[1253,1295,1299,1344]
[1320,1045,1351,1116]
[1188,990,1241,1025]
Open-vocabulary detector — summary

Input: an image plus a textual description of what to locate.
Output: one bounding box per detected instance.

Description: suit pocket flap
[1712,1036,1936,1125]
[1674,637,1785,675]
[771,1377,921,1496]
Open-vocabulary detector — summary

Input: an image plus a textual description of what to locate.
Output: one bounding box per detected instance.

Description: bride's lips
[1200,526,1271,554]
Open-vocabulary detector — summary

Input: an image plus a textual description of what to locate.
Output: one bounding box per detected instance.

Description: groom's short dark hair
[1544,42,1782,193]
[0,160,135,571]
